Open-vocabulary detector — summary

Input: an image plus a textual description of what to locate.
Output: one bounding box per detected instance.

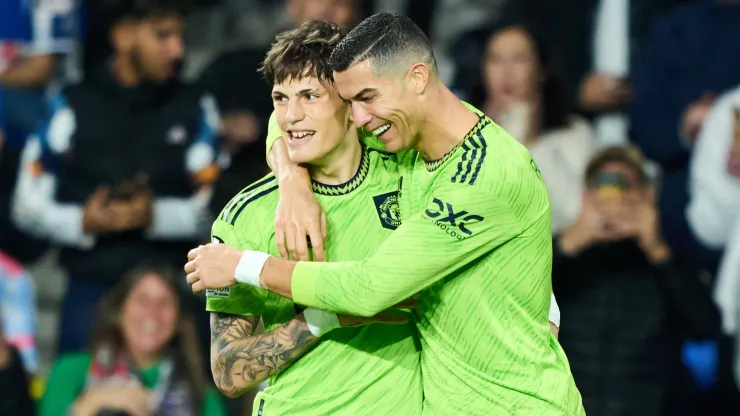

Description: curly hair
[260,20,347,86]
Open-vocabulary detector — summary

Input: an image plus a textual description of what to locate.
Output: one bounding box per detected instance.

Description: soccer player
[205,21,422,416]
[188,13,584,415]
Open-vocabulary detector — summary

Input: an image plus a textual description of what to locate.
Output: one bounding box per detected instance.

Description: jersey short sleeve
[206,213,269,317]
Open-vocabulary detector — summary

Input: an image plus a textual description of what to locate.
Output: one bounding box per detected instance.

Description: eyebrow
[272,88,321,97]
[340,88,377,102]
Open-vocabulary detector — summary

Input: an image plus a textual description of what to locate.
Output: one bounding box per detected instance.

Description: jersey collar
[424,115,492,172]
[311,146,371,196]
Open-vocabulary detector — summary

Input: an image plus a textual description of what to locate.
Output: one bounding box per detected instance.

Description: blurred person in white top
[474,20,595,233]
[687,86,740,377]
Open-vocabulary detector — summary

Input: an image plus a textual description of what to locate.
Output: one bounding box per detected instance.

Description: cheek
[515,63,537,93]
[160,309,178,333]
[485,65,506,90]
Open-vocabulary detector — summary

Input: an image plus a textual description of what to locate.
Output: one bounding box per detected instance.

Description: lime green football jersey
[206,144,421,416]
[290,107,585,415]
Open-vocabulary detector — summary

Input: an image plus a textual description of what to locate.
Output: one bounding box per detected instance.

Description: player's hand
[681,91,715,142]
[185,243,241,293]
[337,299,419,327]
[579,72,631,112]
[275,175,327,261]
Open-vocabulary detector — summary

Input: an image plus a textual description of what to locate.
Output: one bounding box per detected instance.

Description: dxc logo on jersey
[424,198,484,240]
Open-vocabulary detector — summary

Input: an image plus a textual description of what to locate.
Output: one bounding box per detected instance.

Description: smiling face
[272,76,352,164]
[119,273,179,358]
[333,60,423,152]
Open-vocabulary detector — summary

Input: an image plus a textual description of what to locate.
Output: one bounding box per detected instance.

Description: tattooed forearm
[209,312,319,397]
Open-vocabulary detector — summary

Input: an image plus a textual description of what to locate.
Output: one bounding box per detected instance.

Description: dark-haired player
[205,20,422,416]
[189,13,583,415]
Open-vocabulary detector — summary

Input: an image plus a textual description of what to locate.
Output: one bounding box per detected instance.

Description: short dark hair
[108,0,192,24]
[260,20,347,86]
[329,12,437,74]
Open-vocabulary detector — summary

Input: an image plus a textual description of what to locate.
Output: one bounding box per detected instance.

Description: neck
[308,126,362,185]
[415,80,480,160]
[129,349,161,369]
[112,55,141,86]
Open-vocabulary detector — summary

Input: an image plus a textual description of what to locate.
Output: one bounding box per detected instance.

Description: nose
[285,99,305,124]
[350,103,372,128]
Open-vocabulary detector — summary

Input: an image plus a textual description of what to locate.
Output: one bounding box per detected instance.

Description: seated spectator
[554,146,720,416]
[470,21,595,233]
[12,0,221,354]
[39,265,226,416]
[0,309,34,415]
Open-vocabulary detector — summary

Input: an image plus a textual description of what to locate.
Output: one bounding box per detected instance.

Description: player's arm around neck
[209,312,318,398]
[268,135,327,261]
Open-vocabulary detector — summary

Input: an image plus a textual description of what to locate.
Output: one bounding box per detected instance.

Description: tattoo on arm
[210,312,318,397]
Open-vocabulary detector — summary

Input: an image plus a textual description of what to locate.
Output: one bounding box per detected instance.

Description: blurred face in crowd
[288,0,359,28]
[112,16,185,82]
[119,273,179,358]
[334,60,425,153]
[590,161,645,202]
[483,27,541,110]
[272,75,353,166]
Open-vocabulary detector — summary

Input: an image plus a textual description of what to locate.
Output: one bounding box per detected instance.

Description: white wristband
[234,250,271,287]
[549,293,561,328]
[303,308,340,337]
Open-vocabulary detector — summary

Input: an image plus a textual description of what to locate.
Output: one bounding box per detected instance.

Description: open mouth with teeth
[372,123,392,138]
[288,130,316,146]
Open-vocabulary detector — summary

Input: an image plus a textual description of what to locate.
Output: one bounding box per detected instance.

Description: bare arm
[267,134,327,261]
[209,312,319,398]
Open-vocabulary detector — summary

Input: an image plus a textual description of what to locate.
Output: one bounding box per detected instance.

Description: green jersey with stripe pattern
[289,106,585,415]
[206,144,422,416]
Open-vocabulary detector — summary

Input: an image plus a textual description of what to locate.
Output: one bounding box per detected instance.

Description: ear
[408,62,430,94]
[110,22,136,54]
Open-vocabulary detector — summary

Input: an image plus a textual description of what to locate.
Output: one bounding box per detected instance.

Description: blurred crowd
[2,0,740,415]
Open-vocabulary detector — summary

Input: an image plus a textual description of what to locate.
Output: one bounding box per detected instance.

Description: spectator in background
[470,21,594,233]
[0,107,38,377]
[39,265,226,416]
[12,0,221,354]
[0,310,34,415]
[553,147,721,416]
[687,87,740,257]
[688,86,740,400]
[630,0,740,271]
[454,0,678,145]
[0,0,80,265]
